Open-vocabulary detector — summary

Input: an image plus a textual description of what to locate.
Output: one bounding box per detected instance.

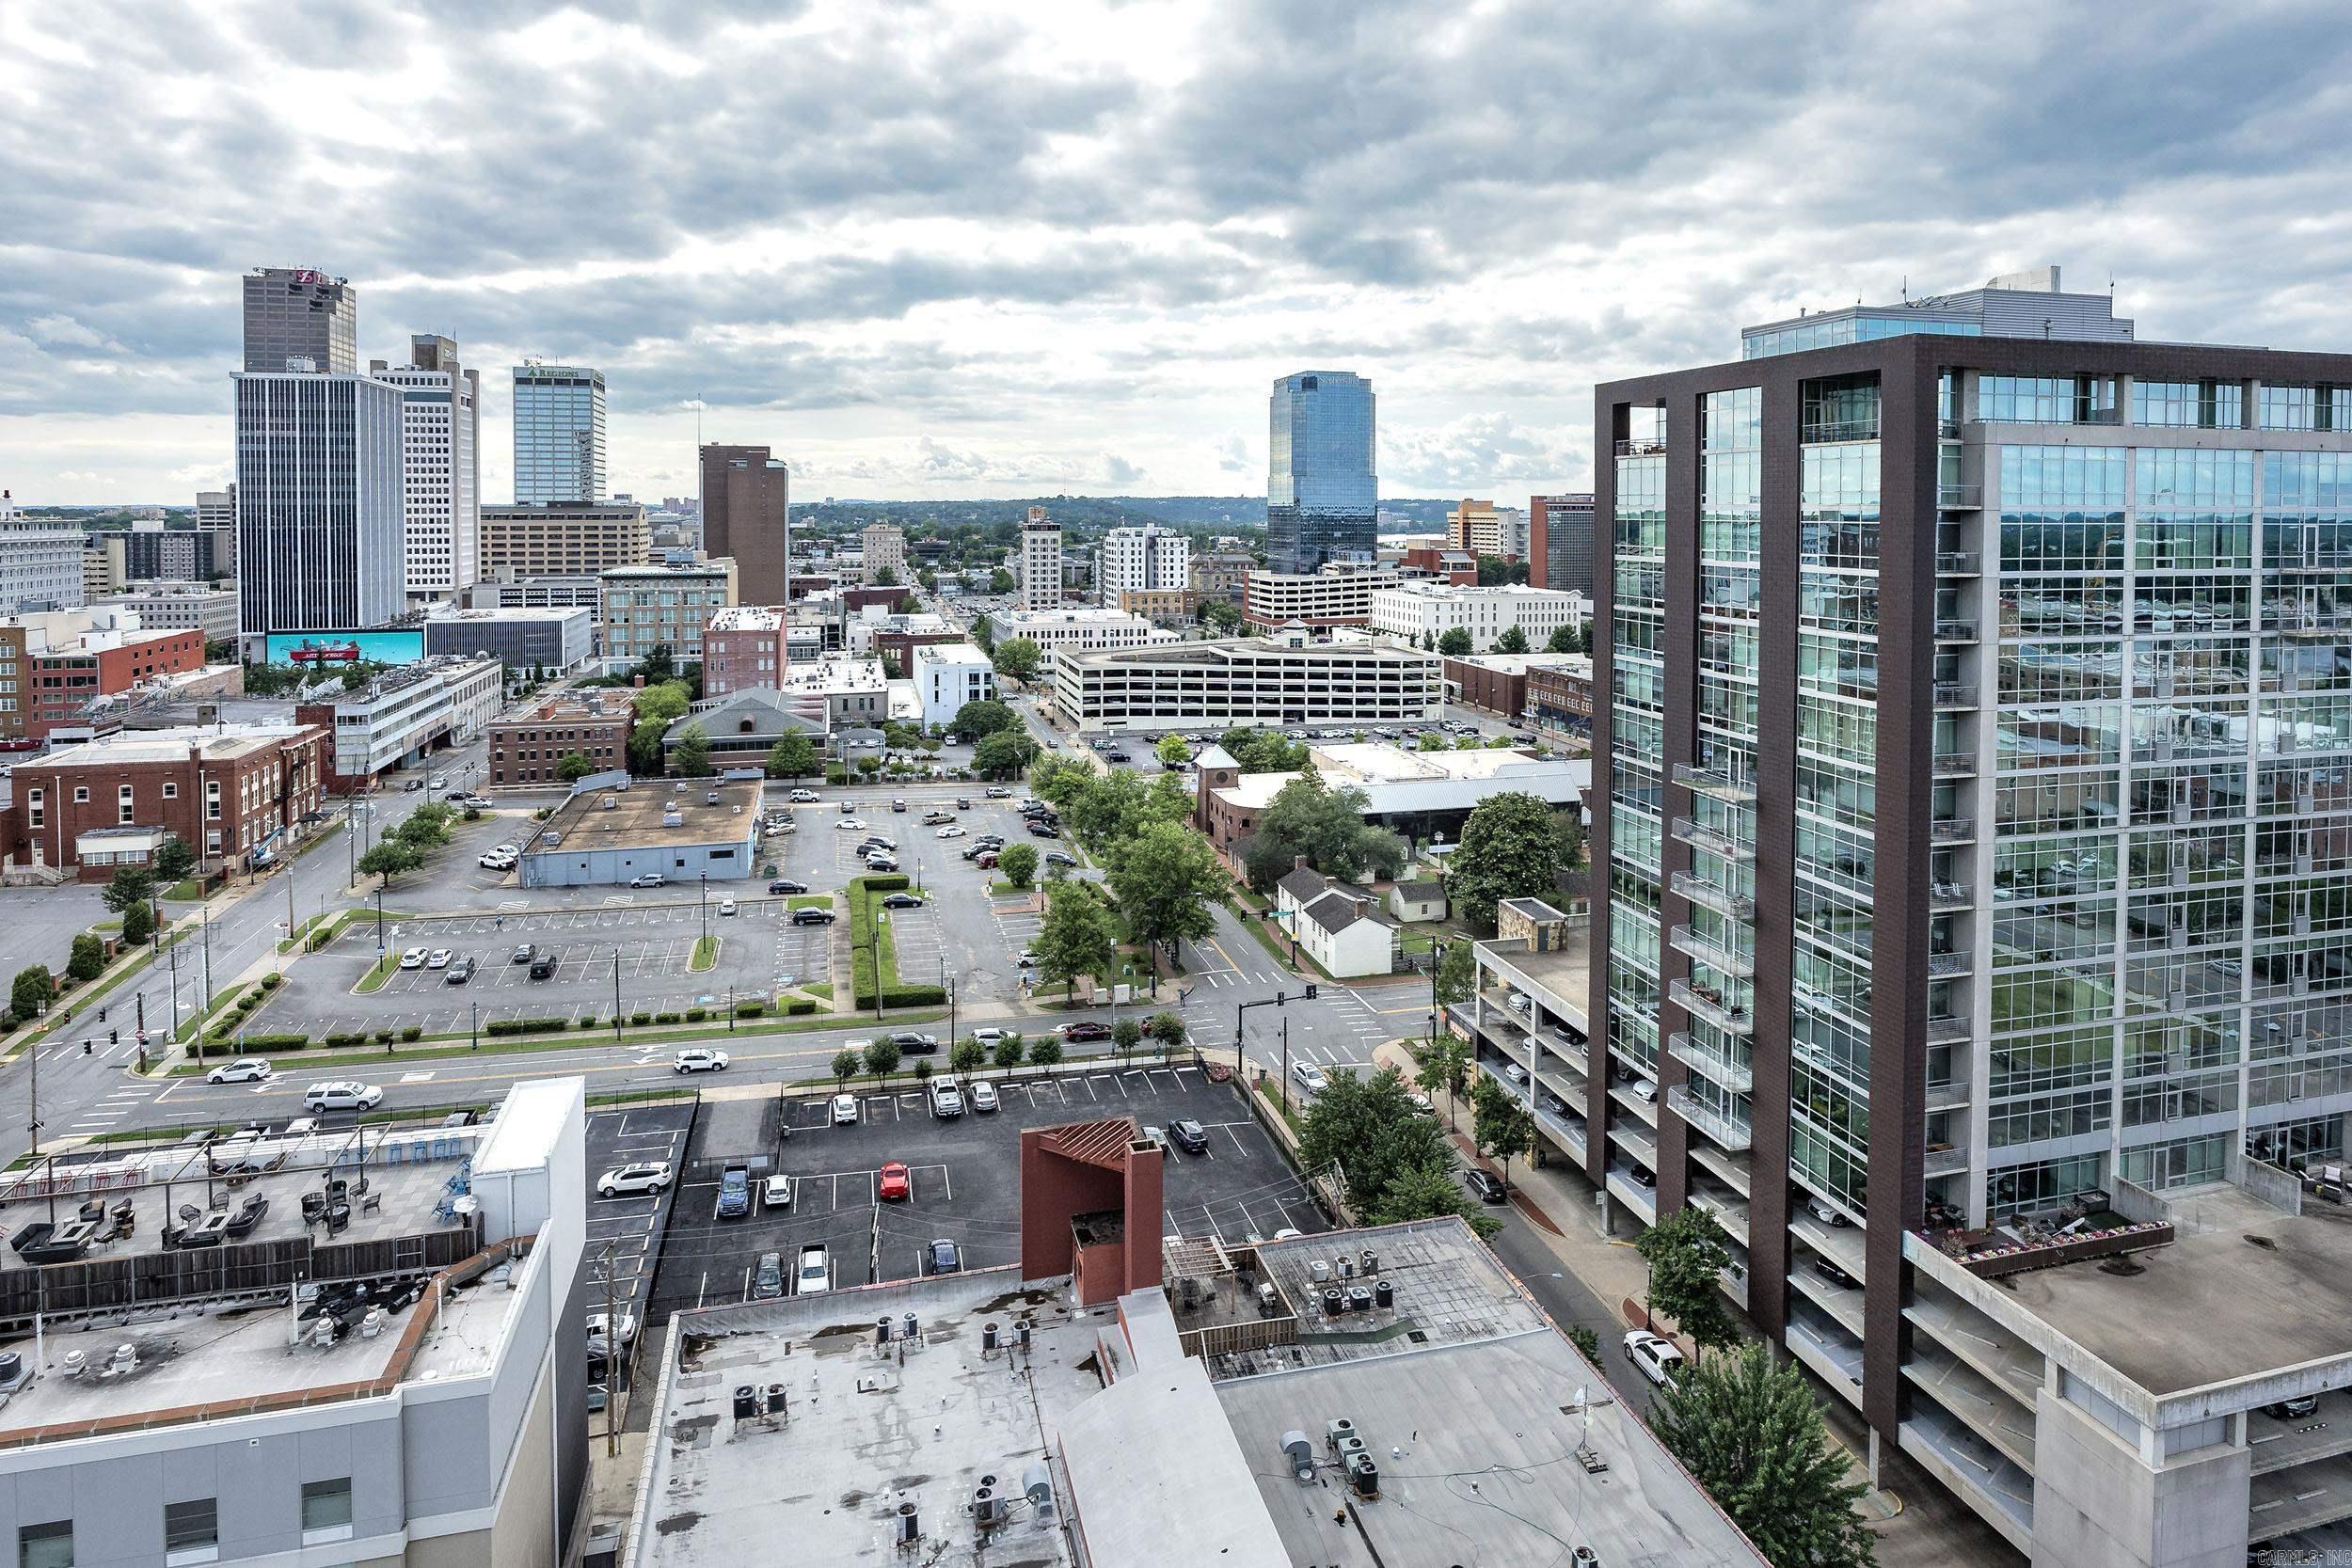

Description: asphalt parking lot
[641,1067,1328,1321]
[576,1098,694,1420]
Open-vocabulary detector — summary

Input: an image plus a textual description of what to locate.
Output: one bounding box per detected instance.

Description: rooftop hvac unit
[1023,1462,1054,1513]
[1280,1432,1314,1481]
[601,797,617,810]
[661,812,684,828]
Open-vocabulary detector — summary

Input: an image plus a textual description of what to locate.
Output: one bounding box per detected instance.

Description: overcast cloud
[4,0,2349,504]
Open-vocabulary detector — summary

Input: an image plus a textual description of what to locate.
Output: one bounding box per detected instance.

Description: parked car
[629,873,665,889]
[878,1161,912,1201]
[928,1239,963,1275]
[478,849,516,869]
[445,957,476,984]
[674,1048,729,1073]
[1805,1196,1850,1227]
[303,1081,382,1112]
[754,1251,785,1299]
[831,1093,860,1125]
[529,952,558,979]
[834,817,867,831]
[1624,1330,1686,1387]
[718,897,738,917]
[1290,1060,1327,1094]
[585,1310,638,1353]
[511,942,535,965]
[1168,1118,1208,1154]
[399,947,427,970]
[1027,821,1059,838]
[862,834,899,851]
[596,1162,674,1198]
[1627,1163,1658,1189]
[1060,1021,1112,1042]
[865,856,900,874]
[206,1057,272,1085]
[2264,1395,2321,1419]
[768,879,808,895]
[717,1167,751,1219]
[923,811,954,825]
[1043,851,1079,868]
[1464,1168,1508,1204]
[1811,1256,1859,1290]
[881,892,925,910]
[795,1243,832,1295]
[930,1079,964,1117]
[968,1080,999,1113]
[792,906,837,926]
[762,1174,792,1211]
[424,947,453,970]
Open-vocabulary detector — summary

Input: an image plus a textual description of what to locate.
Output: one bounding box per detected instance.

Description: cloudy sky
[4,0,2348,506]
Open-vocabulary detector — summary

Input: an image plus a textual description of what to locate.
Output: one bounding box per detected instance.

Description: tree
[881,652,904,680]
[971,610,997,652]
[1202,599,1243,636]
[873,565,900,587]
[67,933,105,984]
[1492,624,1531,655]
[1475,554,1508,586]
[1025,1036,1063,1069]
[1470,1073,1535,1190]
[1438,626,1474,657]
[1032,879,1117,996]
[997,841,1040,890]
[987,568,1015,595]
[357,839,424,887]
[120,897,155,947]
[1634,1206,1743,1354]
[991,637,1042,684]
[832,1048,861,1088]
[1112,1017,1143,1060]
[1416,1036,1470,1125]
[913,1056,933,1088]
[1448,791,1562,930]
[1107,820,1228,968]
[635,645,678,684]
[628,680,692,776]
[951,698,1021,743]
[950,1037,986,1076]
[854,753,882,777]
[767,733,819,781]
[1655,1343,1878,1568]
[993,1034,1025,1072]
[673,722,715,778]
[1147,1010,1186,1055]
[973,730,1039,779]
[394,807,451,849]
[1566,1324,1602,1364]
[1298,1066,1465,1217]
[1363,1158,1501,1241]
[101,865,156,917]
[152,835,197,884]
[1241,769,1403,894]
[1418,731,1450,752]
[1546,622,1580,655]
[1154,734,1192,768]
[1552,811,1588,874]
[555,751,596,784]
[10,964,54,1022]
[863,1037,902,1085]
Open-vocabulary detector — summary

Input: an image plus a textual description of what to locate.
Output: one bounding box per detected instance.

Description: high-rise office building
[1097,525,1189,605]
[700,444,789,605]
[373,335,480,604]
[513,364,608,504]
[232,370,405,647]
[861,522,908,586]
[1016,506,1062,610]
[241,266,357,374]
[1530,493,1596,595]
[195,487,235,531]
[1265,371,1375,574]
[1552,270,2352,1563]
[0,490,85,614]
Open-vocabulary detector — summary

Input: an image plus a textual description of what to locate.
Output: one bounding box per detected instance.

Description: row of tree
[1415,620,1590,658]
[1020,756,1231,992]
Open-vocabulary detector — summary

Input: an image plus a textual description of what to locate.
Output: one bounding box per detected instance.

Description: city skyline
[7,4,2351,506]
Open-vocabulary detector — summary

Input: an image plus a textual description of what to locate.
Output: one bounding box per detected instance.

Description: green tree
[862,1037,902,1086]
[1575,619,1593,654]
[881,652,904,680]
[628,680,692,775]
[357,839,424,887]
[10,964,55,1021]
[394,810,450,850]
[832,1048,861,1089]
[66,933,105,984]
[1111,1016,1143,1060]
[1363,1158,1501,1241]
[1025,1035,1064,1069]
[973,730,1038,779]
[1634,1206,1743,1354]
[1240,768,1403,894]
[152,835,197,884]
[951,698,1021,743]
[1298,1066,1466,1216]
[1154,734,1192,768]
[1470,1073,1535,1190]
[1433,939,1474,1006]
[1546,622,1580,655]
[1202,599,1242,636]
[101,865,156,917]
[993,1034,1025,1072]
[673,722,715,778]
[854,753,882,777]
[991,636,1042,684]
[986,568,1014,596]
[873,565,900,588]
[996,841,1040,890]
[1655,1343,1878,1568]
[1438,626,1474,657]
[1416,1036,1470,1124]
[1553,811,1588,874]
[913,1056,933,1088]
[555,751,596,784]
[971,610,997,650]
[635,645,678,684]
[1418,731,1450,752]
[120,897,155,947]
[950,1037,986,1076]
[1566,1323,1602,1363]
[1032,879,1117,996]
[1492,624,1531,655]
[767,732,819,780]
[1106,819,1228,970]
[1448,791,1562,930]
[1147,1010,1186,1054]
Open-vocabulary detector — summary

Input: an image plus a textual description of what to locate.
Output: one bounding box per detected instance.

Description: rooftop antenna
[1901,275,1908,304]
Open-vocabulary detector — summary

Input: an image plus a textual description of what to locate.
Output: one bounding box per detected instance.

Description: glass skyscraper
[513,364,608,504]
[1265,371,1375,574]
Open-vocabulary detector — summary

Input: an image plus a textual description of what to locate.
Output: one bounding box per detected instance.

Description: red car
[878,1162,912,1202]
[1059,1021,1113,1042]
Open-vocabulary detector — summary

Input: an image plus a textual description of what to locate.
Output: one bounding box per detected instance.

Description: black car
[1027,821,1058,838]
[1043,851,1079,867]
[1810,1256,1859,1290]
[1168,1119,1208,1154]
[791,907,836,926]
[2263,1395,2320,1419]
[881,892,925,910]
[928,1238,963,1275]
[1465,1169,1509,1204]
[768,879,807,895]
[1628,1163,1658,1188]
[529,953,557,980]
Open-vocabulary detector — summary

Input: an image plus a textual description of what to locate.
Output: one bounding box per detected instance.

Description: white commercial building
[304,656,502,784]
[1016,505,1061,610]
[988,607,1178,663]
[93,583,241,644]
[1242,559,1399,628]
[860,522,907,585]
[1053,627,1440,734]
[371,335,480,606]
[1369,580,1587,652]
[911,641,995,730]
[0,489,88,614]
[1097,525,1189,606]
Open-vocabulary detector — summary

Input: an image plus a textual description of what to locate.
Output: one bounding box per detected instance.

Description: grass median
[689,935,718,972]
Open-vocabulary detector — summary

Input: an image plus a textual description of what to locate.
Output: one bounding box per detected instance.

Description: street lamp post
[470,1001,479,1053]
[699,872,707,946]
[1428,938,1446,1045]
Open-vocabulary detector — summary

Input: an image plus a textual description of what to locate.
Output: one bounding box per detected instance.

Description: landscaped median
[846,873,948,1009]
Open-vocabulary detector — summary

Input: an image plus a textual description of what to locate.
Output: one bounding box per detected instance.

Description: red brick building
[701,608,787,699]
[0,620,207,745]
[0,723,329,880]
[485,701,633,787]
[1402,546,1476,584]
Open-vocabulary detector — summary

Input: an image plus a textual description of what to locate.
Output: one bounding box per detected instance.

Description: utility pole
[167,935,183,1048]
[612,951,623,1043]
[470,1001,479,1053]
[699,872,708,947]
[1428,938,1446,1045]
[27,1014,40,1158]
[600,1238,621,1456]
[1279,1017,1290,1114]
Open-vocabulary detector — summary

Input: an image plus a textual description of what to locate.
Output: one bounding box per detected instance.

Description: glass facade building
[1265,371,1376,574]
[513,364,608,504]
[232,372,406,646]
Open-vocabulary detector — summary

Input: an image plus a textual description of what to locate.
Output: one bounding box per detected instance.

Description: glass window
[300,1480,353,1543]
[18,1523,72,1568]
[164,1500,217,1566]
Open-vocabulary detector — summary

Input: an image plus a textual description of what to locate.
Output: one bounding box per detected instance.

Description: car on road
[530,952,558,979]
[426,948,453,969]
[791,906,837,926]
[984,786,1011,798]
[1043,851,1079,868]
[429,774,448,789]
[835,817,866,831]
[971,1025,1009,1043]
[788,788,819,802]
[206,1057,273,1085]
[968,1080,999,1113]
[881,892,925,910]
[1060,1021,1112,1042]
[1624,1330,1686,1387]
[399,947,427,970]
[446,957,476,984]
[1168,1118,1208,1154]
[717,1167,751,1219]
[831,1092,860,1125]
[795,1243,832,1295]
[674,1048,729,1073]
[768,879,807,895]
[878,1161,912,1201]
[628,873,665,888]
[754,1251,785,1299]
[718,897,738,916]
[888,1030,939,1053]
[892,799,907,813]
[927,1239,963,1275]
[930,1078,964,1117]
[303,1081,383,1112]
[1290,1060,1328,1095]
[936,825,966,838]
[596,1162,674,1198]
[1464,1168,1509,1204]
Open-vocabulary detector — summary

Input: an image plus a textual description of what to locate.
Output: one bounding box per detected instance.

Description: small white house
[1275,859,1402,979]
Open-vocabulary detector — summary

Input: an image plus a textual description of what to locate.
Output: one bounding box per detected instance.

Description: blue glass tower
[1266,371,1375,574]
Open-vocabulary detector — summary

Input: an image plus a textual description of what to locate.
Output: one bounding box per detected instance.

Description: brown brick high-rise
[699,445,788,606]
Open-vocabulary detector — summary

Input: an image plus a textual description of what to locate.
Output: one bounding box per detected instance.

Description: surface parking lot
[576,1099,694,1422]
[642,1066,1328,1321]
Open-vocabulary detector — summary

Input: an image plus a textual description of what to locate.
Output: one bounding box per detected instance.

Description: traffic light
[109,1028,119,1045]
[1304,983,1319,1000]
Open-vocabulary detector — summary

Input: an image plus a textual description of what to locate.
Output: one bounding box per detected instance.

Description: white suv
[303,1081,383,1112]
[596,1162,674,1198]
[1623,1330,1686,1387]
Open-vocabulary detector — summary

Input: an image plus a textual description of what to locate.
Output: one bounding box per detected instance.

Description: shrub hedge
[485,1017,568,1037]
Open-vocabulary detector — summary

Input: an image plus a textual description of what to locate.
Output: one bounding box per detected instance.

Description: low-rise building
[0,490,86,614]
[1241,559,1398,629]
[421,606,591,673]
[1369,580,1586,653]
[294,656,502,792]
[1527,654,1595,744]
[1195,739,1585,856]
[912,641,995,730]
[774,653,889,729]
[662,689,824,772]
[517,774,760,886]
[92,582,240,644]
[1055,629,1440,735]
[1189,546,1254,605]
[478,499,650,579]
[0,721,328,879]
[1443,649,1587,722]
[0,1079,588,1568]
[700,606,786,699]
[485,695,633,788]
[0,609,209,745]
[598,561,737,672]
[1114,586,1204,627]
[463,576,603,616]
[982,606,1173,664]
[1273,859,1402,977]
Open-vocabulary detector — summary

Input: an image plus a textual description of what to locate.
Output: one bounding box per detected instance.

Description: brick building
[1442,650,1589,722]
[0,613,207,745]
[0,723,329,879]
[1526,656,1594,744]
[701,607,787,699]
[485,699,633,788]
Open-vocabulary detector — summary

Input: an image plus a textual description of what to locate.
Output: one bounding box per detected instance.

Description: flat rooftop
[532,778,761,851]
[1477,918,1592,1028]
[1984,1182,2352,1399]
[35,724,314,769]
